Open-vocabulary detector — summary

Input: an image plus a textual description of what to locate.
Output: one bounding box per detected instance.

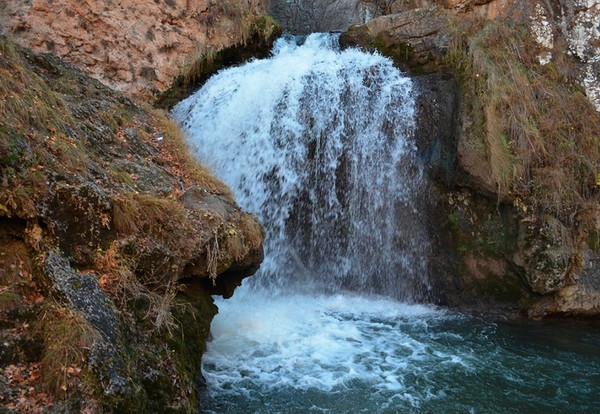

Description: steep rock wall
[341,0,600,317]
[0,0,270,100]
[342,0,600,110]
[0,37,264,412]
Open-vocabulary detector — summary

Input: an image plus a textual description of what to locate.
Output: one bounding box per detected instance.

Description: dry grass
[112,190,204,267]
[113,191,187,241]
[146,109,233,198]
[0,40,69,134]
[95,242,188,336]
[39,304,101,397]
[0,239,42,315]
[0,37,90,218]
[445,21,600,224]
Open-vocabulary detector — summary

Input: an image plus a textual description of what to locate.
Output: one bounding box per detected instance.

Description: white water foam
[173,33,429,300]
[172,34,600,414]
[203,292,465,403]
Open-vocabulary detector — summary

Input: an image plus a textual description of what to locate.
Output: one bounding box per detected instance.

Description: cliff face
[0,37,264,412]
[341,0,600,317]
[0,2,277,411]
[0,0,269,101]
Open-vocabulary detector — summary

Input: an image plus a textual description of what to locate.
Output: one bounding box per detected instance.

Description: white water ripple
[202,292,465,401]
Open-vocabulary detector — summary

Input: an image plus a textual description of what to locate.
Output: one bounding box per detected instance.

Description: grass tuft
[95,243,187,335]
[445,21,600,224]
[39,304,101,398]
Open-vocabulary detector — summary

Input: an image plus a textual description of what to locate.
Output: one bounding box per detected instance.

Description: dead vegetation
[95,242,188,336]
[148,111,233,197]
[38,305,100,396]
[445,20,600,225]
[0,34,263,411]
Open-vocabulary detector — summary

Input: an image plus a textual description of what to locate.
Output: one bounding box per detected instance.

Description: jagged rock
[44,252,132,398]
[0,0,269,100]
[514,216,572,295]
[181,186,265,290]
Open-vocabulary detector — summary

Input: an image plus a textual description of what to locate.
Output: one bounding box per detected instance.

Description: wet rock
[1,21,266,412]
[48,182,113,265]
[44,252,132,398]
[413,72,459,184]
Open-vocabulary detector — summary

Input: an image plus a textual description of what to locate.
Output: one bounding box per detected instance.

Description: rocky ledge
[341,0,600,317]
[0,37,263,412]
[0,0,273,101]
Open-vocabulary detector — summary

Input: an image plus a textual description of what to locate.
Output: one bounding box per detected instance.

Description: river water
[173,34,600,413]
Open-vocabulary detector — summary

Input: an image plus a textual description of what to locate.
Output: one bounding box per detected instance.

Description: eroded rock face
[413,73,459,184]
[342,0,600,316]
[268,0,376,33]
[342,0,600,111]
[514,216,572,295]
[0,0,268,100]
[0,38,264,410]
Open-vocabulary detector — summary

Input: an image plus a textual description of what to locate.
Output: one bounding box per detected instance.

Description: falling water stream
[173,34,600,413]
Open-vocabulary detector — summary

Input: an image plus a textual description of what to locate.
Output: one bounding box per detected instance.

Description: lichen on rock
[0,35,265,411]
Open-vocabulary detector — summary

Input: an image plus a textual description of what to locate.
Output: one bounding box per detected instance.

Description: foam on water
[202,292,466,409]
[201,292,600,413]
[204,292,448,393]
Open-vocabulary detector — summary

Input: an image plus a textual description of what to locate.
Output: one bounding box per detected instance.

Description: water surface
[201,290,600,414]
[173,34,600,414]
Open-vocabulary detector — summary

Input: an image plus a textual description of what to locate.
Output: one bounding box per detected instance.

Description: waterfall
[171,34,600,414]
[173,33,429,301]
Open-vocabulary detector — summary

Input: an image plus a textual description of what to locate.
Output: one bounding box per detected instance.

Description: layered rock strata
[0,0,270,100]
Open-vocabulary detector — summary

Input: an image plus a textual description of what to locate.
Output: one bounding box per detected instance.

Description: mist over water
[173,35,600,413]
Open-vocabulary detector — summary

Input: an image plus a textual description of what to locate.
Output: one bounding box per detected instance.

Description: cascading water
[173,34,600,413]
[174,33,429,301]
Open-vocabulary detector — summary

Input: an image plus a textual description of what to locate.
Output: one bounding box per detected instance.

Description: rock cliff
[1,6,599,413]
[0,0,270,101]
[0,36,264,412]
[341,0,600,317]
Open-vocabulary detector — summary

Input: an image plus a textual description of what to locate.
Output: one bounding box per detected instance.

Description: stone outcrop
[268,0,376,33]
[339,5,452,74]
[0,37,264,411]
[342,0,600,111]
[341,0,600,317]
[0,0,270,101]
